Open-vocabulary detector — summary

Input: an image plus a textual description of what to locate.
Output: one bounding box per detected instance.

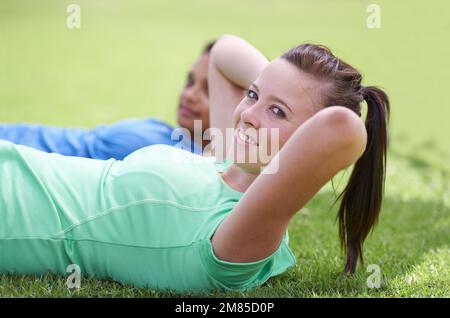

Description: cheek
[278,133,290,149]
[278,126,297,149]
[231,102,246,126]
[200,96,210,116]
[265,125,294,152]
[202,94,209,110]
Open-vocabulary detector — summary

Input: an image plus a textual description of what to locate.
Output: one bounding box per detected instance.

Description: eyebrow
[250,83,293,114]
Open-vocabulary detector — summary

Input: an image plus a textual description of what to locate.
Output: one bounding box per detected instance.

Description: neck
[221,164,259,193]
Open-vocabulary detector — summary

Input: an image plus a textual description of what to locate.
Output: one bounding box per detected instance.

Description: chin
[177,117,194,131]
[230,148,261,172]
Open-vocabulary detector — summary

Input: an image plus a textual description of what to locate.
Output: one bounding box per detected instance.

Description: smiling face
[177,53,210,136]
[230,58,326,173]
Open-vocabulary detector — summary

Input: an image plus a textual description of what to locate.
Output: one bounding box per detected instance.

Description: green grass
[0,153,448,297]
[0,0,449,297]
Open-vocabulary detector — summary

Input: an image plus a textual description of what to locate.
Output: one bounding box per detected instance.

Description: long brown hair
[281,44,390,274]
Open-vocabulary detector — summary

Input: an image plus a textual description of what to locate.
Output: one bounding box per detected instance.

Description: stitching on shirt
[54,198,236,237]
[0,236,202,250]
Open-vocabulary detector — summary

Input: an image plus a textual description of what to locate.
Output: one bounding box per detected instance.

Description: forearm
[211,34,269,89]
[0,123,89,155]
[243,108,366,225]
[207,35,269,161]
[213,107,367,262]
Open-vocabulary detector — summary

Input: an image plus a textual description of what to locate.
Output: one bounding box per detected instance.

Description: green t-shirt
[0,140,296,293]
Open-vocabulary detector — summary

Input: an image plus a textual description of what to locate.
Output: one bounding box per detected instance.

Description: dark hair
[201,39,216,55]
[281,44,390,274]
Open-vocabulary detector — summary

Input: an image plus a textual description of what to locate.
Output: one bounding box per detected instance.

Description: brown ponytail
[281,44,390,274]
[335,86,390,273]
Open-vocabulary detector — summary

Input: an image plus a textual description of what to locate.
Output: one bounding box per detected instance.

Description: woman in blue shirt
[0,41,215,159]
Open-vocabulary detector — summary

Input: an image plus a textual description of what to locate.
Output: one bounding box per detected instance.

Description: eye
[186,75,194,87]
[246,89,258,100]
[269,105,286,119]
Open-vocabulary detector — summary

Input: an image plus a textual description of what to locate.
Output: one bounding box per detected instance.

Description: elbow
[210,34,243,66]
[322,106,368,166]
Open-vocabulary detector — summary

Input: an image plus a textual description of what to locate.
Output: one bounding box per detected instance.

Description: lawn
[0,0,449,297]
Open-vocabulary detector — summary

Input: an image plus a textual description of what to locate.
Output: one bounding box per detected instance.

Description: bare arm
[207,34,269,160]
[212,106,368,262]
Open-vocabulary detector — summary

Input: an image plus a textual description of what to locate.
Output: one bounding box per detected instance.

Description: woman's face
[177,53,210,135]
[230,58,325,173]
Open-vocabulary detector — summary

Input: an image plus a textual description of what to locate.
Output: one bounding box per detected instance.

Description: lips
[179,105,200,118]
[235,128,258,146]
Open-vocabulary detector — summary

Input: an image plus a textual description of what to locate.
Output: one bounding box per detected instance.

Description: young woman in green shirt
[0,34,389,293]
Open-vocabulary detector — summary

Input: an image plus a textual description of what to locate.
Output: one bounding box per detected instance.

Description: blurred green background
[0,0,449,171]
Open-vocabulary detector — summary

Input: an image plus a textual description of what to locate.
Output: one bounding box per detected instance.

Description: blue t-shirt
[0,118,202,159]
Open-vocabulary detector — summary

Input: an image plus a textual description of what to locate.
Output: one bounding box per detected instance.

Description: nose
[240,103,262,129]
[182,85,199,104]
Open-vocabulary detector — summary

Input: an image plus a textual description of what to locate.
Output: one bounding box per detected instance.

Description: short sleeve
[214,158,233,173]
[198,229,295,291]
